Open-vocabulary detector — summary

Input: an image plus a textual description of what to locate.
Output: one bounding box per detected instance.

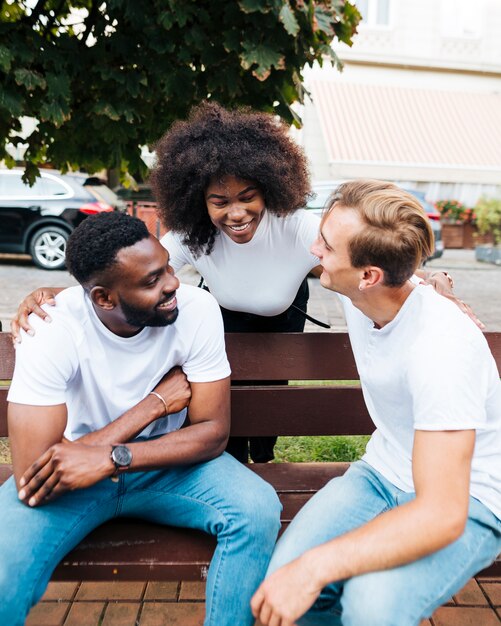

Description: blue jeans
[0,452,281,626]
[267,460,501,626]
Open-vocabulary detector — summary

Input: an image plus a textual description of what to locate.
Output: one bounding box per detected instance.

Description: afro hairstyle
[150,101,312,256]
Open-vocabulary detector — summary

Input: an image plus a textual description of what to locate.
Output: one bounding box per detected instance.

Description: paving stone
[431,606,501,626]
[481,582,501,606]
[179,581,206,600]
[26,602,69,626]
[75,581,145,601]
[101,602,141,626]
[453,579,488,605]
[41,582,79,602]
[63,602,105,626]
[139,602,205,626]
[144,582,179,600]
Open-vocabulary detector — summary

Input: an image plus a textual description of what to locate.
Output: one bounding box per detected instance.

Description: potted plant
[474,196,501,264]
[435,199,476,248]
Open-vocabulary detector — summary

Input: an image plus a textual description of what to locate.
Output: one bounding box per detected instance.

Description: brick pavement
[26,576,501,625]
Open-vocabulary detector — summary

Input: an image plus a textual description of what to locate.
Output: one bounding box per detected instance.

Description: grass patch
[0,438,11,464]
[0,435,369,464]
[288,380,359,386]
[274,435,369,463]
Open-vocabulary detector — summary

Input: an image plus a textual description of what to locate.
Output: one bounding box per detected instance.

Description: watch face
[112,446,132,467]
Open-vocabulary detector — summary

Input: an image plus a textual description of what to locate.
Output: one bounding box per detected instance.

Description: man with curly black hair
[150,101,324,464]
[1,212,281,626]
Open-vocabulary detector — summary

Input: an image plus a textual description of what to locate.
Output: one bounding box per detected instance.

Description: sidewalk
[27,576,501,625]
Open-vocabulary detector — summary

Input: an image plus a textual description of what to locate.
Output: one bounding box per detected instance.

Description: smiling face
[310,207,365,296]
[112,236,181,329]
[204,175,266,243]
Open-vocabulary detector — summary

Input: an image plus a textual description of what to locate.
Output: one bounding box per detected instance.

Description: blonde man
[252,180,501,626]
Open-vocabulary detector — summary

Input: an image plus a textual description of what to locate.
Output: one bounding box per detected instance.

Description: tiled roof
[310,81,501,169]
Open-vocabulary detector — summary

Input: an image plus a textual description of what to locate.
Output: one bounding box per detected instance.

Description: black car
[0,169,125,270]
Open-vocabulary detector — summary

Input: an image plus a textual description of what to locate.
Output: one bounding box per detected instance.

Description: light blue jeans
[0,452,281,626]
[268,460,501,626]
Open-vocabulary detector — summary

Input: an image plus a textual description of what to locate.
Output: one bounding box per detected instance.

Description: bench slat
[230,386,372,436]
[225,332,359,380]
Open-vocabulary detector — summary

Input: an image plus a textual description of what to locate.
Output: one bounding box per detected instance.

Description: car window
[85,184,120,205]
[43,176,71,196]
[0,171,73,199]
[0,172,46,198]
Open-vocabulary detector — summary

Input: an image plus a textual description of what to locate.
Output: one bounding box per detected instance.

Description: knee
[341,576,413,626]
[232,479,282,542]
[248,481,282,537]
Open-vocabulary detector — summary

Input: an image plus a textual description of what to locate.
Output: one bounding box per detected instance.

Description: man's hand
[11,287,63,343]
[17,441,114,507]
[151,366,191,415]
[251,556,322,626]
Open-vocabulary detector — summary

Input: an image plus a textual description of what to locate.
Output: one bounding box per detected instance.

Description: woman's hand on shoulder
[11,287,63,343]
[418,270,485,330]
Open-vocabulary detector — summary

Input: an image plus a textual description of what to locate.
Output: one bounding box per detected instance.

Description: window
[357,0,391,27]
[43,176,71,197]
[441,0,482,38]
[0,171,73,199]
[0,172,46,198]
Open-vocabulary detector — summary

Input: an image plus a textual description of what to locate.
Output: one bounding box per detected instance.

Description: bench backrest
[1,331,501,438]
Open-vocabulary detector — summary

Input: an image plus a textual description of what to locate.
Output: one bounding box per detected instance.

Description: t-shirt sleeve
[407,333,489,431]
[7,315,77,406]
[160,231,191,273]
[182,292,231,383]
[297,210,321,267]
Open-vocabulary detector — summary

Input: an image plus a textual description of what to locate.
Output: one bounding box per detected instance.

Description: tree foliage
[0,0,360,182]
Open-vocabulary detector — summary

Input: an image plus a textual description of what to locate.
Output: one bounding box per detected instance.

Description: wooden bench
[0,330,500,582]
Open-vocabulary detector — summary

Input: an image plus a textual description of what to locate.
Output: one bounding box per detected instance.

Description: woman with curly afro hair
[150,102,324,464]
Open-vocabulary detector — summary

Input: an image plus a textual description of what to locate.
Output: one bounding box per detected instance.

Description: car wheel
[29,225,70,270]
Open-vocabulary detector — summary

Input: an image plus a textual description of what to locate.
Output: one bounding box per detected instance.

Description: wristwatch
[110,445,133,473]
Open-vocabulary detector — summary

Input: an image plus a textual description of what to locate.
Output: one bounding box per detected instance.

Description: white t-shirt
[341,284,501,520]
[161,209,320,316]
[8,284,231,441]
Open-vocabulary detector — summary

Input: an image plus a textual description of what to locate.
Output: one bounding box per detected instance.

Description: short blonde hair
[325,180,434,287]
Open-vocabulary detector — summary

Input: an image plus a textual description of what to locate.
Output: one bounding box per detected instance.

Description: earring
[358,284,364,291]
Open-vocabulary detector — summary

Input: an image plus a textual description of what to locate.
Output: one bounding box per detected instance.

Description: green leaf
[279,3,300,36]
[0,87,23,117]
[22,161,42,187]
[314,6,336,36]
[93,103,121,121]
[14,69,46,91]
[238,0,272,14]
[4,154,16,168]
[320,45,344,71]
[240,41,284,79]
[46,73,71,100]
[223,29,241,53]
[159,10,174,30]
[0,45,12,72]
[39,101,69,126]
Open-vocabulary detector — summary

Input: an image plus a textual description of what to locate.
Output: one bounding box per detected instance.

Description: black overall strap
[290,305,331,329]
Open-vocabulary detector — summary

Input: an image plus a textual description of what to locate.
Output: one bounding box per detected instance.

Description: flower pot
[441,222,493,249]
[475,245,501,265]
[442,222,466,248]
